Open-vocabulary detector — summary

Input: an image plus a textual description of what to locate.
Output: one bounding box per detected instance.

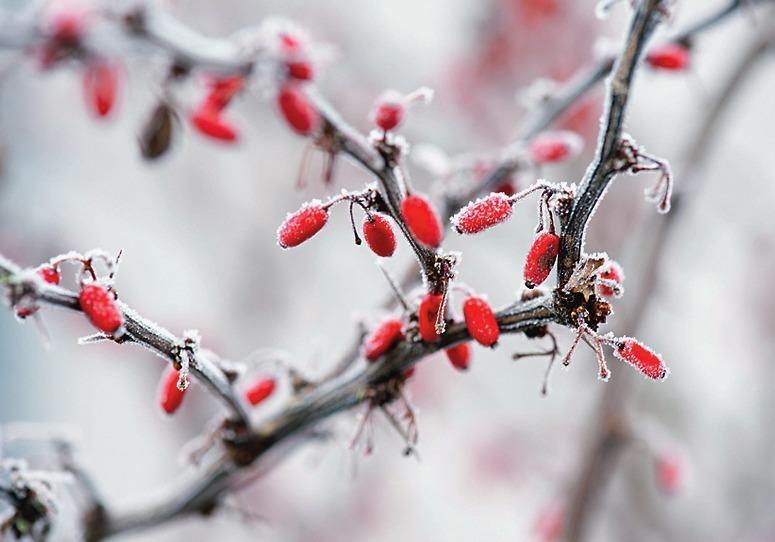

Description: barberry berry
[613,337,668,380]
[244,377,276,406]
[79,283,124,336]
[82,61,119,117]
[159,368,187,415]
[597,261,624,298]
[418,293,444,343]
[401,194,442,248]
[363,318,404,361]
[362,213,397,258]
[463,296,499,347]
[451,193,513,234]
[278,84,319,135]
[446,342,471,371]
[646,43,690,71]
[523,231,560,288]
[528,131,583,164]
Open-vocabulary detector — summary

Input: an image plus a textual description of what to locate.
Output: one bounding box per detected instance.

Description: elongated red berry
[244,377,276,406]
[646,43,690,71]
[529,131,582,164]
[287,60,314,81]
[613,337,668,380]
[372,92,404,132]
[597,261,624,298]
[445,342,471,371]
[655,452,684,494]
[452,193,513,234]
[83,61,119,117]
[401,194,442,248]
[277,202,329,248]
[362,213,396,257]
[191,107,238,142]
[363,318,404,361]
[277,84,319,135]
[523,231,560,288]
[206,76,243,110]
[463,296,499,347]
[418,293,444,343]
[159,368,187,415]
[79,283,124,336]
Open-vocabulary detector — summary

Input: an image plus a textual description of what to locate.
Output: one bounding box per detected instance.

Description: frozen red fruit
[47,8,85,44]
[597,261,624,298]
[362,213,397,258]
[277,202,329,248]
[83,61,119,117]
[287,60,314,81]
[191,107,238,142]
[452,193,513,234]
[38,264,61,286]
[528,131,582,164]
[363,318,404,361]
[646,43,690,71]
[159,368,187,415]
[523,231,560,288]
[244,377,276,406]
[494,180,516,197]
[401,194,443,248]
[655,452,684,494]
[614,337,668,380]
[445,343,471,371]
[418,293,445,343]
[277,84,319,135]
[205,76,243,110]
[463,296,499,347]
[79,283,124,336]
[372,93,404,132]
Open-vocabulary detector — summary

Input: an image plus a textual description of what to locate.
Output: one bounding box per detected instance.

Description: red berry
[277,202,329,248]
[597,261,624,298]
[159,368,187,415]
[362,213,397,258]
[372,93,404,132]
[523,231,560,288]
[79,283,124,336]
[83,61,119,117]
[38,264,61,286]
[452,193,513,234]
[287,60,314,81]
[533,502,565,542]
[418,293,444,343]
[244,377,276,406]
[206,76,243,110]
[363,318,404,361]
[528,131,582,164]
[401,194,443,248]
[191,106,238,142]
[277,84,319,135]
[646,43,690,71]
[655,452,684,494]
[614,338,668,380]
[445,342,471,371]
[463,296,499,347]
[47,8,85,44]
[403,366,416,379]
[494,180,516,197]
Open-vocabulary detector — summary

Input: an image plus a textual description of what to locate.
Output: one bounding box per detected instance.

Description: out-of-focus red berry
[363,318,404,361]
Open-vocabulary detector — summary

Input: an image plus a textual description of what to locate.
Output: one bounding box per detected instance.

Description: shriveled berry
[191,106,238,142]
[79,283,124,336]
[523,231,560,288]
[646,43,690,71]
[372,93,404,132]
[463,296,499,347]
[445,342,471,371]
[244,377,276,406]
[528,131,582,164]
[363,318,404,361]
[159,368,187,415]
[418,293,444,343]
[614,337,668,380]
[597,261,624,298]
[277,202,328,248]
[362,213,396,257]
[83,61,119,117]
[401,194,442,248]
[452,193,513,234]
[277,84,319,135]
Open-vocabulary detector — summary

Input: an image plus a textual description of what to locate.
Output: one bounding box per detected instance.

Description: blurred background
[1,0,774,540]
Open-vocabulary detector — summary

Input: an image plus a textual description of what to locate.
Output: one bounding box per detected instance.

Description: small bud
[451,193,513,234]
[82,61,120,118]
[646,43,690,71]
[613,337,668,380]
[244,377,276,406]
[277,201,329,248]
[159,368,187,415]
[277,84,319,135]
[401,194,443,248]
[528,131,583,164]
[463,296,499,347]
[79,283,124,337]
[190,106,238,142]
[363,318,404,361]
[445,342,471,371]
[523,232,560,288]
[597,261,624,298]
[418,293,444,343]
[362,213,397,258]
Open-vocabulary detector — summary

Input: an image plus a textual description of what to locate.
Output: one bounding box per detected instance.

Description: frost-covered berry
[205,76,243,110]
[655,451,684,495]
[463,296,499,347]
[362,213,397,258]
[82,61,119,118]
[363,318,404,361]
[445,342,471,371]
[244,377,276,406]
[277,202,329,248]
[79,283,124,336]
[15,265,61,319]
[646,43,690,71]
[597,261,624,298]
[523,231,560,288]
[418,293,444,343]
[159,368,187,415]
[277,84,319,135]
[528,131,583,164]
[191,106,238,142]
[287,60,314,81]
[613,337,667,380]
[372,91,404,132]
[452,193,513,234]
[401,194,443,248]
